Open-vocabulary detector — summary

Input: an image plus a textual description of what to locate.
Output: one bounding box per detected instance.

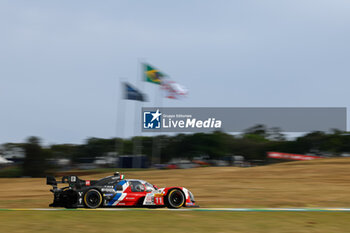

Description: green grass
[0,211,349,233]
[0,166,22,178]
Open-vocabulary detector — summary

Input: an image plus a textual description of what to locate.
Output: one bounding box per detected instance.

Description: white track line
[1,208,350,212]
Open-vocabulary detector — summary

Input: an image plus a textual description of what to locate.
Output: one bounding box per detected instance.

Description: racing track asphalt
[1,208,350,212]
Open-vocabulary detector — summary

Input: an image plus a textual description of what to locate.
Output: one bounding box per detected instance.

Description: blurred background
[1,0,350,177]
[1,128,350,177]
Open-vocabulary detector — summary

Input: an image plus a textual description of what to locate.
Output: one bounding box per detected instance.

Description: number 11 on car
[154,196,164,205]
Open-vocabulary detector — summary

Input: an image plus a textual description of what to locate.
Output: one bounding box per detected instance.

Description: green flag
[143,63,166,85]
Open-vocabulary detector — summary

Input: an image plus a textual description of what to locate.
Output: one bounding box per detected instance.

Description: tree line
[2,125,350,177]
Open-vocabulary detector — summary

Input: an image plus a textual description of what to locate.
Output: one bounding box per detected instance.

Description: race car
[46,172,197,209]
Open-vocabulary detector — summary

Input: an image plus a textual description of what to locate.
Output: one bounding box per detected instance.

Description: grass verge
[0,211,349,233]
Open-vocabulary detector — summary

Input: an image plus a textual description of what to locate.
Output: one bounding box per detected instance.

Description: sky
[0,0,349,145]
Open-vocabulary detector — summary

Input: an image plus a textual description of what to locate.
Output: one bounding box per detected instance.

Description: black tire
[84,189,103,208]
[165,189,185,209]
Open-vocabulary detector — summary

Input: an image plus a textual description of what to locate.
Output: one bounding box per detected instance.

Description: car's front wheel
[165,189,185,209]
[84,189,102,208]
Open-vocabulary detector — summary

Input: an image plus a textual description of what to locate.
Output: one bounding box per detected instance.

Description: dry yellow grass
[1,211,350,233]
[1,157,350,208]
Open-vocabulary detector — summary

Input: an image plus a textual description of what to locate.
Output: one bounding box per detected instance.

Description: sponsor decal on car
[144,194,153,205]
[101,188,115,192]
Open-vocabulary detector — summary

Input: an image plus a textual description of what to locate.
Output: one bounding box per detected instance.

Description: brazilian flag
[143,63,166,85]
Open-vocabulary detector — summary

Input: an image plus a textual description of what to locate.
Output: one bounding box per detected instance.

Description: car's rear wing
[46,176,58,186]
[46,175,87,191]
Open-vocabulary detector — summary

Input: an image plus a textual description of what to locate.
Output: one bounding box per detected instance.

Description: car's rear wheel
[84,189,102,208]
[165,189,185,209]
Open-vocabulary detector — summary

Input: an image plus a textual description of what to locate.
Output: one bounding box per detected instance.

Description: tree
[22,136,46,177]
[267,127,286,141]
[244,124,268,138]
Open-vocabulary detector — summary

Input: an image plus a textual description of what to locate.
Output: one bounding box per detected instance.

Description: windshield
[145,182,156,192]
[129,181,145,192]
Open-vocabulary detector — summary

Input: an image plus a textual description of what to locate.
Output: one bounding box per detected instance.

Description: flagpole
[115,78,120,157]
[152,86,158,165]
[152,83,163,164]
[133,59,145,156]
[143,63,166,166]
[132,68,139,155]
[138,59,146,156]
[132,101,138,155]
[116,78,126,157]
[158,84,163,164]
